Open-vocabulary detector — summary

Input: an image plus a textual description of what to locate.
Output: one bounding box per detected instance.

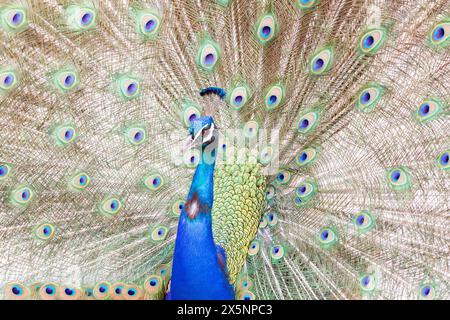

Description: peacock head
[188,116,216,149]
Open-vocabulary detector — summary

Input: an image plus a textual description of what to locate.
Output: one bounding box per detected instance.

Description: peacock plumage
[0,0,449,300]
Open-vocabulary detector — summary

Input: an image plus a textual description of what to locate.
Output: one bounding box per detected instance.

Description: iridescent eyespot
[415,98,443,123]
[69,172,91,191]
[227,84,250,110]
[266,212,279,227]
[294,0,320,10]
[259,215,268,229]
[170,198,185,218]
[295,146,318,167]
[318,226,338,249]
[183,149,201,168]
[265,185,276,201]
[98,196,122,217]
[53,70,79,92]
[38,283,58,300]
[123,285,143,300]
[359,28,386,55]
[93,281,110,300]
[1,7,28,32]
[59,286,82,300]
[181,100,202,128]
[144,275,163,295]
[52,124,77,146]
[295,179,318,204]
[436,150,450,170]
[358,273,377,292]
[237,278,254,291]
[309,47,334,75]
[238,290,256,300]
[66,5,97,31]
[297,110,320,134]
[353,210,375,233]
[0,70,18,92]
[418,283,437,300]
[196,37,221,72]
[0,163,13,180]
[270,244,285,261]
[10,185,34,207]
[387,167,412,191]
[356,83,383,113]
[264,83,285,110]
[117,75,140,99]
[143,172,164,191]
[135,9,161,39]
[243,120,259,139]
[150,225,169,243]
[275,169,291,185]
[110,283,125,300]
[34,223,55,241]
[255,13,279,44]
[248,239,260,256]
[430,21,450,47]
[4,283,30,300]
[259,145,275,165]
[125,125,147,146]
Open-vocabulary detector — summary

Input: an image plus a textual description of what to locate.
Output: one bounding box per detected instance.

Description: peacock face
[188,116,216,148]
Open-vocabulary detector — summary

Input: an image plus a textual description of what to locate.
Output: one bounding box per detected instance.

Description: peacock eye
[69,172,91,191]
[227,84,250,110]
[123,285,143,300]
[358,274,376,292]
[275,169,291,185]
[34,223,55,240]
[0,163,13,180]
[264,83,285,110]
[66,5,97,31]
[117,75,140,99]
[387,167,411,191]
[58,286,82,300]
[92,281,110,300]
[125,125,147,145]
[436,150,450,170]
[266,212,279,227]
[0,70,18,92]
[259,145,274,165]
[295,146,318,167]
[294,0,320,10]
[248,239,260,256]
[265,185,276,201]
[170,198,185,218]
[419,283,436,300]
[98,196,122,216]
[270,244,285,261]
[144,275,163,295]
[4,283,30,300]
[310,47,334,75]
[295,180,318,204]
[243,120,259,139]
[53,70,79,92]
[183,149,201,168]
[1,8,28,32]
[297,110,320,134]
[359,29,386,55]
[356,84,383,112]
[150,225,169,242]
[196,38,221,72]
[430,21,450,46]
[38,283,58,300]
[181,101,202,128]
[255,13,279,44]
[238,290,256,300]
[353,210,375,233]
[318,226,339,249]
[415,98,443,123]
[52,124,77,146]
[10,185,34,206]
[135,9,161,39]
[143,172,164,191]
[259,214,268,229]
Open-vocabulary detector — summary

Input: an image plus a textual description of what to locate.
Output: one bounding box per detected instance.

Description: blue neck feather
[169,145,235,300]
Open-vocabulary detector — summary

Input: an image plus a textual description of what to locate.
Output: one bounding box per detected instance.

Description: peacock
[0,0,449,300]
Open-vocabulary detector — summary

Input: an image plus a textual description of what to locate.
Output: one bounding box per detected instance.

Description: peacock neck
[170,145,235,300]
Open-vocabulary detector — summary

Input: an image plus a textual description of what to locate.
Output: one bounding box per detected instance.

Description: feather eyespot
[93,282,110,300]
[270,244,285,261]
[52,124,77,146]
[69,172,91,191]
[356,83,383,112]
[1,7,28,32]
[0,163,13,180]
[415,98,443,123]
[110,283,125,300]
[295,146,318,167]
[38,283,58,300]
[275,169,291,185]
[150,225,169,242]
[238,290,256,300]
[358,274,377,292]
[387,167,411,191]
[297,110,320,134]
[170,198,185,218]
[264,83,285,110]
[259,145,275,165]
[116,75,140,99]
[144,172,164,191]
[419,283,437,300]
[53,69,79,92]
[243,120,259,139]
[248,239,260,256]
[353,210,375,233]
[196,37,221,72]
[295,179,318,204]
[266,211,279,227]
[227,84,250,110]
[436,150,450,170]
[255,13,279,44]
[318,226,338,249]
[359,29,386,55]
[66,5,97,31]
[4,283,30,300]
[34,223,55,241]
[135,9,161,39]
[59,286,82,300]
[98,196,123,216]
[125,125,147,146]
[10,185,34,207]
[123,285,143,300]
[0,70,18,92]
[430,21,450,47]
[265,185,276,201]
[144,275,163,295]
[309,47,334,75]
